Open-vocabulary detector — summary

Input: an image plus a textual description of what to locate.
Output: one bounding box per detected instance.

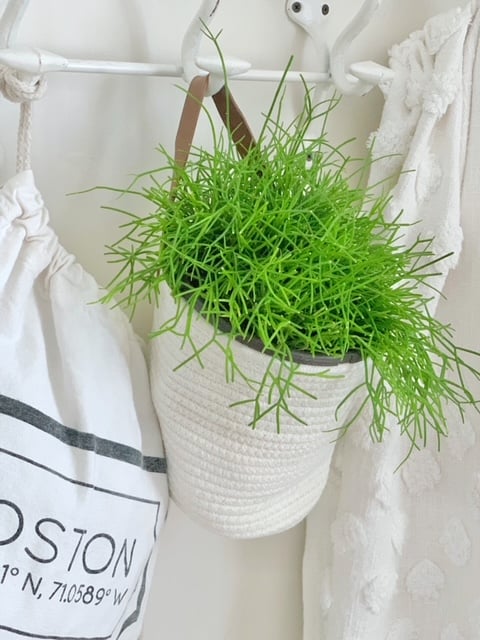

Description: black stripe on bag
[0,394,167,474]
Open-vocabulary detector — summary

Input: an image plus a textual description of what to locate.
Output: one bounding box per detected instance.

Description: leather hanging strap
[174,75,256,181]
[174,75,209,172]
[212,84,256,158]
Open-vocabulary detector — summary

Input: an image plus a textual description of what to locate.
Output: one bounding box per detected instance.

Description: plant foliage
[100,65,479,454]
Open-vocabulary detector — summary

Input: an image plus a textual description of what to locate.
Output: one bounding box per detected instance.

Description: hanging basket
[145,76,362,536]
[150,285,364,538]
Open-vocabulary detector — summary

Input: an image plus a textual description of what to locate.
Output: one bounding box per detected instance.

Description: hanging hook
[181,0,251,96]
[287,0,392,96]
[181,0,220,84]
[0,0,30,48]
[329,0,383,95]
[285,0,331,74]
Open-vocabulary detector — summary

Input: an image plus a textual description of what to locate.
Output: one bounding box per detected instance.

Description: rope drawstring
[0,66,46,172]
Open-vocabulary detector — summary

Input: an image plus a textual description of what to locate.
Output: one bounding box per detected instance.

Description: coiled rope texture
[0,66,46,172]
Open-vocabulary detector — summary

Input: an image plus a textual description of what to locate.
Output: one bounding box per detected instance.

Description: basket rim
[187,293,363,367]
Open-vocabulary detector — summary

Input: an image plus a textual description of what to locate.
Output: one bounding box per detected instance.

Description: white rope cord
[0,66,46,172]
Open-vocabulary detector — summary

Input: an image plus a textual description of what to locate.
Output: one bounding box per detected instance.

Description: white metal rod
[62,59,184,77]
[0,47,331,83]
[61,59,329,83]
[62,60,329,83]
[233,69,329,84]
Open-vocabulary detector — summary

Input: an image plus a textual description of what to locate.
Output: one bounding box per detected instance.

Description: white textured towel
[303,4,480,639]
[367,4,472,311]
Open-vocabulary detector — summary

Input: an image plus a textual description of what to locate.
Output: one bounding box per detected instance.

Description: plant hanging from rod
[99,45,479,456]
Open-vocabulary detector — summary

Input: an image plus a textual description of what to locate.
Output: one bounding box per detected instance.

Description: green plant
[100,66,479,454]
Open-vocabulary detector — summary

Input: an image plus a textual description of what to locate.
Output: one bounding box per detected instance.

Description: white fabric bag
[0,70,168,639]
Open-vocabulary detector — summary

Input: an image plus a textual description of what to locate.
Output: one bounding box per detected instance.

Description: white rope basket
[150,286,365,538]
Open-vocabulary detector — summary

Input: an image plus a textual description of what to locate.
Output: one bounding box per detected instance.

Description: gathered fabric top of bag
[0,69,169,640]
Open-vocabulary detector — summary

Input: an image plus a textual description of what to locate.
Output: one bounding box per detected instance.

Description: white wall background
[0,1,466,638]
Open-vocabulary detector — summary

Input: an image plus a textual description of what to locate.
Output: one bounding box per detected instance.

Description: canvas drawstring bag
[150,76,365,539]
[0,69,168,639]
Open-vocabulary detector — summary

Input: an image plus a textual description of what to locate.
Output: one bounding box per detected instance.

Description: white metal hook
[0,0,29,48]
[286,0,393,96]
[329,0,383,95]
[181,0,251,96]
[181,0,220,83]
[285,0,331,74]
